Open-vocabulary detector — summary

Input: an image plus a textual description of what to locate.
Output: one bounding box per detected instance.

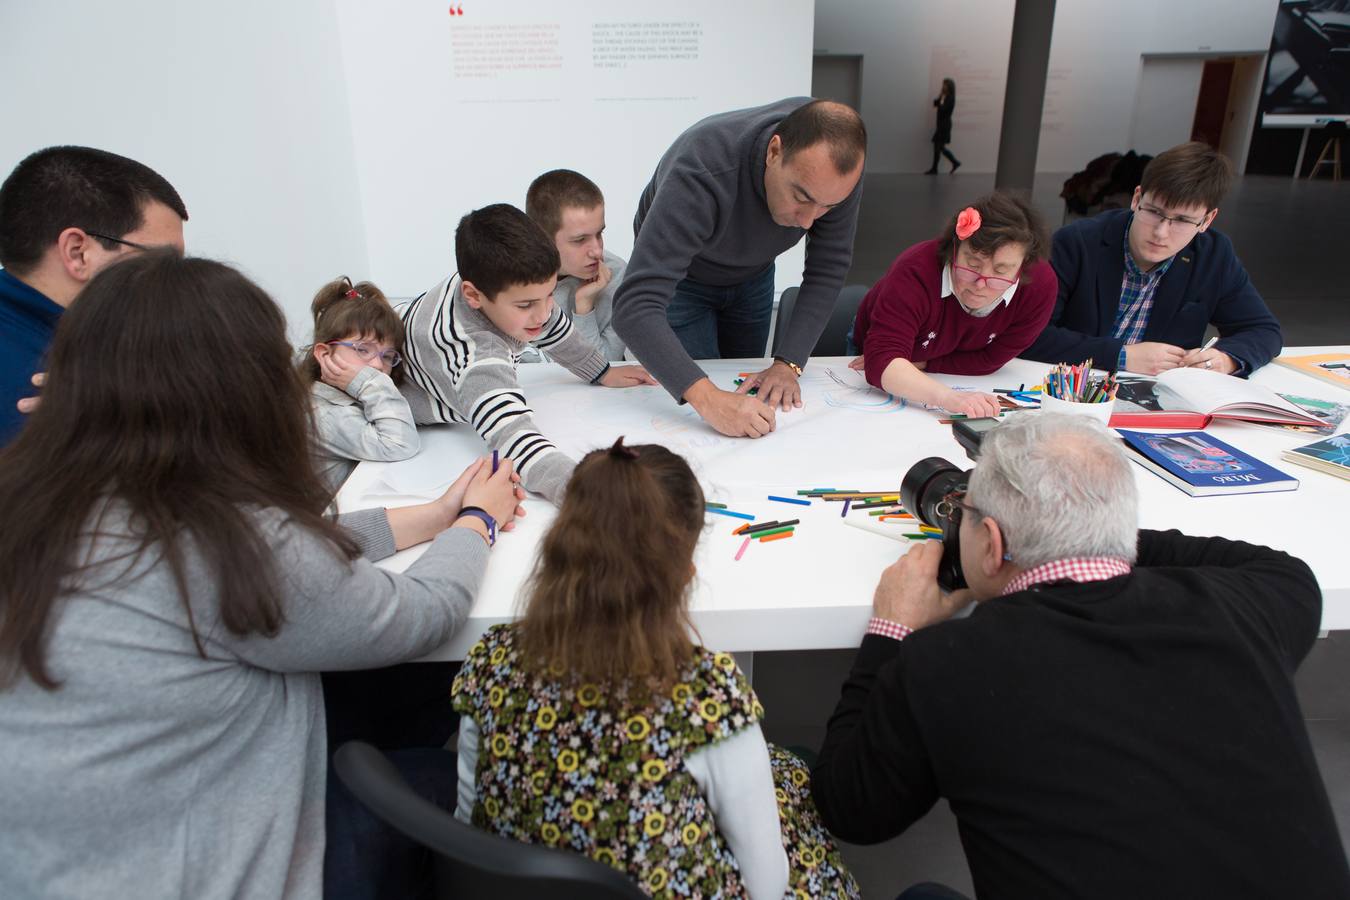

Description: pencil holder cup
[1039,393,1115,425]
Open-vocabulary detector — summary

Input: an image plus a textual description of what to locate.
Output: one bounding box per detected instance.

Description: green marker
[752,525,796,539]
[705,502,728,509]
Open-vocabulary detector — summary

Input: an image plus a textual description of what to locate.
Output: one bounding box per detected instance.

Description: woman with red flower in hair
[848,191,1057,418]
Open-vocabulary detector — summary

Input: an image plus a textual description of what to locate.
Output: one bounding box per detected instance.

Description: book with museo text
[1280,433,1350,482]
[1117,429,1300,496]
[1107,367,1323,429]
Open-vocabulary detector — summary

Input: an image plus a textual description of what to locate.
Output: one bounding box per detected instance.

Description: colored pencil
[705,502,728,509]
[904,533,935,539]
[759,531,794,543]
[491,450,499,474]
[842,499,851,517]
[734,537,750,560]
[868,508,907,516]
[918,525,943,534]
[746,518,797,534]
[841,518,909,542]
[706,507,754,521]
[752,525,796,539]
[879,515,914,522]
[767,495,811,506]
[796,488,836,495]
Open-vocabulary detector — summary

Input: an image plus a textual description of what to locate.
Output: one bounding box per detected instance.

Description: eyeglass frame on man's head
[82,229,153,252]
[326,340,403,368]
[1133,203,1209,232]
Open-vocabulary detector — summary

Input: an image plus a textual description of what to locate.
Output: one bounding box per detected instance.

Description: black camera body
[900,457,972,592]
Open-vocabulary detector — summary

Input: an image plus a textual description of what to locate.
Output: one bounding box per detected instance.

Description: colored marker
[706,507,755,521]
[746,519,796,535]
[734,537,750,560]
[842,499,851,517]
[840,518,908,542]
[492,450,499,474]
[903,533,934,540]
[760,531,794,543]
[705,502,728,509]
[797,488,836,495]
[754,526,796,540]
[918,525,943,534]
[767,495,810,506]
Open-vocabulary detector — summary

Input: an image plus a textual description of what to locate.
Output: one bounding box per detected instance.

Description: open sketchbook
[1107,367,1323,429]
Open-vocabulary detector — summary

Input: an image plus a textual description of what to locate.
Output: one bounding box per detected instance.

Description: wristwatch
[774,357,804,377]
[455,506,497,546]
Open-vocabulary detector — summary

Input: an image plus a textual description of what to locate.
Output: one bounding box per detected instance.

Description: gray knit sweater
[551,250,628,361]
[0,504,487,900]
[399,273,609,503]
[311,366,420,493]
[613,97,863,400]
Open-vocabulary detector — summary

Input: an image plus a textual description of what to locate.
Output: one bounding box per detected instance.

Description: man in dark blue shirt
[0,146,187,445]
[1024,142,1281,378]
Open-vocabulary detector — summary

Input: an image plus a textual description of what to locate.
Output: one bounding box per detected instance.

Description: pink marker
[734,537,751,561]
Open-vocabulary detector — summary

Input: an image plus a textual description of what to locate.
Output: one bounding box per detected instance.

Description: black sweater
[812,530,1350,899]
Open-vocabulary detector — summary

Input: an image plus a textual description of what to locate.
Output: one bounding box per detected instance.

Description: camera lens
[900,457,967,528]
[900,457,972,592]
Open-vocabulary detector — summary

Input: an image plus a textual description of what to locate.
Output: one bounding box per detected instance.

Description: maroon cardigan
[853,240,1057,389]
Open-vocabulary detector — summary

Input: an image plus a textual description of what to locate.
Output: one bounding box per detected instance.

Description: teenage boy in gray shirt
[400,204,655,503]
[613,98,866,438]
[526,169,627,361]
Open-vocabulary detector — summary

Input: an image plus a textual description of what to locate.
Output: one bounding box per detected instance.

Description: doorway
[812,54,863,111]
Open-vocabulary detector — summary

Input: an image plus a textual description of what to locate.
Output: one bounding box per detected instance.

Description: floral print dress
[452,624,858,899]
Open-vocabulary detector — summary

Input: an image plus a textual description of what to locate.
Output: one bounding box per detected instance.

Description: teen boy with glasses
[1025,142,1282,377]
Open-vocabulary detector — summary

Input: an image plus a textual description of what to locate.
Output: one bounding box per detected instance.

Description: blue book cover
[1281,433,1350,481]
[1117,430,1299,496]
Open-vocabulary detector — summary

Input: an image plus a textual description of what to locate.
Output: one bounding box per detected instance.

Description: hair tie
[345,289,360,300]
[608,437,640,460]
[955,207,982,241]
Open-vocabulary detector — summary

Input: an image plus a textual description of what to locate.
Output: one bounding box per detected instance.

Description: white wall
[0,0,370,342]
[1129,58,1207,155]
[813,0,1280,173]
[2,0,813,340]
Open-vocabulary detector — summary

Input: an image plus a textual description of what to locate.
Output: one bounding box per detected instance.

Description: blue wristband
[455,506,496,546]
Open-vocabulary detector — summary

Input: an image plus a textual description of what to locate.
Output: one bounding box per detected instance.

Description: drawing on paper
[815,367,909,413]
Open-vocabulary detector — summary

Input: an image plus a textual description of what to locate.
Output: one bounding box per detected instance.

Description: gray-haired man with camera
[810,414,1349,900]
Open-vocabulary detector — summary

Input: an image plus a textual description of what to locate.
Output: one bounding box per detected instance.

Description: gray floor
[756,172,1350,898]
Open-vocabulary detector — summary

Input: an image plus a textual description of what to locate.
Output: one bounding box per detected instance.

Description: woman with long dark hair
[925,77,961,174]
[0,250,520,899]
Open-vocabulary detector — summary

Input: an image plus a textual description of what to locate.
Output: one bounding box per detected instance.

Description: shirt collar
[1123,213,1176,280]
[941,263,1019,313]
[0,269,64,327]
[1002,557,1133,596]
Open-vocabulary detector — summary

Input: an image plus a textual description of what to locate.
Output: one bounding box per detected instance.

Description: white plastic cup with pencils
[1039,360,1117,425]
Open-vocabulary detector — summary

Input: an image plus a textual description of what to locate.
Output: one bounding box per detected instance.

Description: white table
[338,349,1350,658]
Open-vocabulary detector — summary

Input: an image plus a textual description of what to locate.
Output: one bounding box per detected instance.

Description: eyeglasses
[1134,204,1207,232]
[936,489,985,527]
[328,340,402,368]
[83,230,152,252]
[952,264,1018,293]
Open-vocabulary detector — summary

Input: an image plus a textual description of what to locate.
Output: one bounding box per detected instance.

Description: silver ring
[1204,360,1213,369]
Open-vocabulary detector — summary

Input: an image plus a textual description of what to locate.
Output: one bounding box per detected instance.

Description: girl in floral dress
[452,439,859,899]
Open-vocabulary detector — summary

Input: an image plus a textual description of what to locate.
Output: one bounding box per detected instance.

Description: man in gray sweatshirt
[613,98,866,438]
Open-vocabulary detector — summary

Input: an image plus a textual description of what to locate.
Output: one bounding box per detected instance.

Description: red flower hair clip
[345,289,360,299]
[955,207,981,241]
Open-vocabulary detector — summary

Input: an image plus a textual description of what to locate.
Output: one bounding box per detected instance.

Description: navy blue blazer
[1023,209,1282,376]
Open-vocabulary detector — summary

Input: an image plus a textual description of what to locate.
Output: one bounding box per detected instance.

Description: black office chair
[771,283,870,357]
[332,741,647,900]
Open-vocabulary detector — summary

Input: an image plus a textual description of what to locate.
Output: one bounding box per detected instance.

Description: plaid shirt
[1111,217,1174,370]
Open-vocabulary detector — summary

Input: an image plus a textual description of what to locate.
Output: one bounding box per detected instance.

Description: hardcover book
[1117,429,1300,496]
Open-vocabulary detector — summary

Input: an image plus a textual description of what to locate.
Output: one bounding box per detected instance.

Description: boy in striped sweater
[400,204,656,503]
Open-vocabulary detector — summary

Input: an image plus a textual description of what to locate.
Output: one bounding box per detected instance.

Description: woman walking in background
[926,78,961,174]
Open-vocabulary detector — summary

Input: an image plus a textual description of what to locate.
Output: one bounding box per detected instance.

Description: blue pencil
[767,495,811,506]
[842,499,851,517]
[706,507,755,521]
[491,450,499,474]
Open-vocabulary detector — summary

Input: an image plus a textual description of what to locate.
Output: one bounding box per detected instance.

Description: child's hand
[317,347,364,391]
[573,262,612,315]
[598,365,658,388]
[460,456,526,533]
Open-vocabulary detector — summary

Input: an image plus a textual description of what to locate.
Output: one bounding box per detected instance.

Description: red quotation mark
[448,4,464,14]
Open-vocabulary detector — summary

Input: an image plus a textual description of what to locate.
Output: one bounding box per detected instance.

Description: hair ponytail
[517,438,705,691]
